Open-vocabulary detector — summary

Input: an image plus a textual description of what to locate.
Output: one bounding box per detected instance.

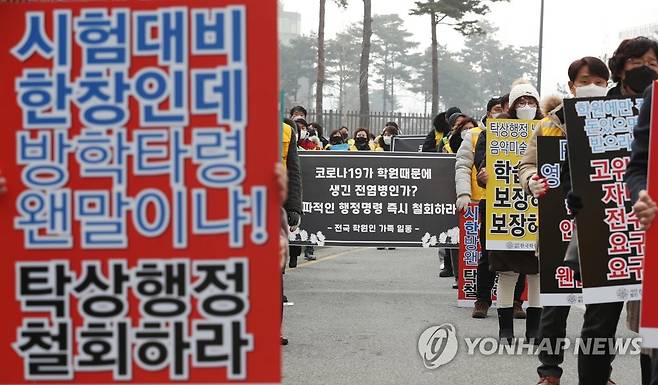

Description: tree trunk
[359,0,372,128]
[315,0,326,125]
[430,10,439,117]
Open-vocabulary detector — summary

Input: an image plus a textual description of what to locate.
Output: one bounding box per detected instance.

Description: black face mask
[624,65,658,94]
[355,137,369,148]
[330,137,343,145]
[341,132,348,140]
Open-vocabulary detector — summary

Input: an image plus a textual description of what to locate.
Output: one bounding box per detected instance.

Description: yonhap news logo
[417,323,459,369]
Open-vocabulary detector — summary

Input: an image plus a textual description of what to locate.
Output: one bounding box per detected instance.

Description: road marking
[288,248,363,270]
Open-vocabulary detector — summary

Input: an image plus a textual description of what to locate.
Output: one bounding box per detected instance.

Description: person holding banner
[473,109,529,320]
[325,128,350,151]
[349,128,375,151]
[485,81,544,343]
[518,56,628,385]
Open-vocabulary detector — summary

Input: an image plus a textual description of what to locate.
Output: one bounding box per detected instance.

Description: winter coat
[519,95,566,193]
[349,139,375,151]
[281,123,302,220]
[298,136,322,151]
[455,126,486,201]
[422,112,450,152]
[624,84,653,339]
[374,135,391,151]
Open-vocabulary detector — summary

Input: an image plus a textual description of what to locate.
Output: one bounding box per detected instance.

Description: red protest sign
[0,1,280,383]
[641,81,658,348]
[457,203,482,306]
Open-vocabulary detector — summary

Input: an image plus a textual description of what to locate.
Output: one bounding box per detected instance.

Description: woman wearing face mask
[441,115,477,155]
[482,81,543,347]
[374,125,400,151]
[349,128,375,151]
[295,119,321,151]
[608,36,658,97]
[517,57,625,385]
[325,129,350,151]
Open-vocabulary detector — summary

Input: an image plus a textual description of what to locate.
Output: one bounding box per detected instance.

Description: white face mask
[491,113,502,119]
[516,106,537,120]
[383,136,392,145]
[575,83,608,98]
[300,129,308,140]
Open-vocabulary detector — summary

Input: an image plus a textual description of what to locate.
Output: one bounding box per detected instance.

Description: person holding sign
[517,57,621,385]
[485,81,544,344]
[325,128,350,151]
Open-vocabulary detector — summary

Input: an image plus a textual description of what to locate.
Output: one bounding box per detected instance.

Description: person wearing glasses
[608,36,658,97]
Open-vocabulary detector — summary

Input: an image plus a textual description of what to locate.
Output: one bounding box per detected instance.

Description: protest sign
[290,151,458,248]
[565,95,643,304]
[0,2,281,383]
[537,136,583,306]
[485,119,539,251]
[392,135,425,152]
[640,81,658,347]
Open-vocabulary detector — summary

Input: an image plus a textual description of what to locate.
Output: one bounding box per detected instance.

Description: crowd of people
[278,36,658,385]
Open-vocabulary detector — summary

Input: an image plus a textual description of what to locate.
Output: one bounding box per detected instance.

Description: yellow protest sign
[485,119,539,251]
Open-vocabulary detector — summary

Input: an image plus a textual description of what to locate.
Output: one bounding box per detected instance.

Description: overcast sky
[281,0,658,113]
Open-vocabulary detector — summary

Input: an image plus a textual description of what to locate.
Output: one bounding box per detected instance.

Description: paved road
[282,247,641,385]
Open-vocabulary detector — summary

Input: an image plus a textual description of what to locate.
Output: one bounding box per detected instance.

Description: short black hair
[486,97,500,112]
[384,121,399,129]
[608,37,658,82]
[289,105,307,117]
[568,56,609,82]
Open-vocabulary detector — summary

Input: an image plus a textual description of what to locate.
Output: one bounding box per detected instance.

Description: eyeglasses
[627,57,658,68]
[516,100,537,108]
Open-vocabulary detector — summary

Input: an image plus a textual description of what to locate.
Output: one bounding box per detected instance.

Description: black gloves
[287,211,301,227]
[566,191,583,216]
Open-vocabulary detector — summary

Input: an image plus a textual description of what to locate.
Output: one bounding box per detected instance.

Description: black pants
[578,302,623,385]
[476,199,525,303]
[537,306,571,378]
[649,349,658,385]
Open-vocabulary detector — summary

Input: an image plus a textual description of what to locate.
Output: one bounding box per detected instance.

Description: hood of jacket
[540,94,565,132]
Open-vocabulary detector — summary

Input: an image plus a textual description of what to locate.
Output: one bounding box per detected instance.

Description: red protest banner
[457,202,528,307]
[641,81,658,348]
[0,1,280,383]
[457,203,482,306]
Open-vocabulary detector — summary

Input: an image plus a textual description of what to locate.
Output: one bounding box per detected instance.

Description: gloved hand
[287,211,301,232]
[566,191,583,216]
[456,195,471,212]
[528,174,548,198]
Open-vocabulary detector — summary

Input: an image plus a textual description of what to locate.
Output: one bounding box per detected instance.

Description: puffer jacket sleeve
[625,85,652,204]
[454,130,475,198]
[284,129,303,217]
[474,131,487,172]
[519,126,540,194]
